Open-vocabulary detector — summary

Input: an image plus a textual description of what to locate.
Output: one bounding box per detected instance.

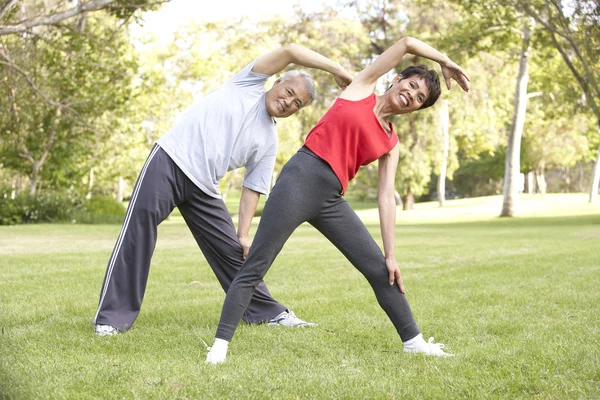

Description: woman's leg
[309,197,420,341]
[215,150,336,341]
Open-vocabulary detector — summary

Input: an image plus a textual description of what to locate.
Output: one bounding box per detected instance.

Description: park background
[1,0,599,398]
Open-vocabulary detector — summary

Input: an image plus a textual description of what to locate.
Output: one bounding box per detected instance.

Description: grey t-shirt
[157,60,277,198]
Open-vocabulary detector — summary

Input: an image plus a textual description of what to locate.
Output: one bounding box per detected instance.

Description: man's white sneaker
[95,324,118,336]
[267,309,317,327]
[403,334,454,357]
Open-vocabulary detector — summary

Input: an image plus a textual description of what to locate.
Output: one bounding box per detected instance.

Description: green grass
[1,194,599,399]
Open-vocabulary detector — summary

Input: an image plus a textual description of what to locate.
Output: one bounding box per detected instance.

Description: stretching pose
[93,45,352,335]
[206,37,470,363]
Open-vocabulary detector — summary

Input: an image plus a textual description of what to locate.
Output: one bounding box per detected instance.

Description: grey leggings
[216,147,420,342]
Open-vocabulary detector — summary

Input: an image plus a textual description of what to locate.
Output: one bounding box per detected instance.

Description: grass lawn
[1,193,599,399]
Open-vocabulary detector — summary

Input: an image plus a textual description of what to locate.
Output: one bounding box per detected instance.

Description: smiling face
[384,74,431,115]
[264,76,313,118]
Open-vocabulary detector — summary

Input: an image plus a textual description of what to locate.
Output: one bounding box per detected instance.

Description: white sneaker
[205,339,228,365]
[95,324,118,336]
[404,335,454,357]
[267,309,317,327]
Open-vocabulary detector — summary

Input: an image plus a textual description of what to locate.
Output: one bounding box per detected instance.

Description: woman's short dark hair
[399,65,441,110]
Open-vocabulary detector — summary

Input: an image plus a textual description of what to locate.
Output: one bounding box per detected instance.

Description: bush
[74,196,126,224]
[0,196,23,225]
[0,191,83,225]
[0,191,125,225]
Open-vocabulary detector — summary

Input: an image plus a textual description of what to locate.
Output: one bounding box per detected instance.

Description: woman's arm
[377,143,405,293]
[343,37,470,99]
[252,44,353,88]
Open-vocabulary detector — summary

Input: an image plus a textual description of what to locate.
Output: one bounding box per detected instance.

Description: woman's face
[384,74,430,114]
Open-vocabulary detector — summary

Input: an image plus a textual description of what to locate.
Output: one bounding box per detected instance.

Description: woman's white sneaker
[403,334,454,357]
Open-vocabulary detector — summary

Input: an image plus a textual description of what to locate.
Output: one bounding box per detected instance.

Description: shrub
[0,191,125,225]
[0,191,83,225]
[75,196,125,224]
[0,196,23,225]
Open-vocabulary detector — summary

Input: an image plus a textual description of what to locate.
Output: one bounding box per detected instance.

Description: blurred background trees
[1,0,598,223]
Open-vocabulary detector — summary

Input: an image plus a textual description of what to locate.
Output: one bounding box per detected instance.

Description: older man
[93,44,352,335]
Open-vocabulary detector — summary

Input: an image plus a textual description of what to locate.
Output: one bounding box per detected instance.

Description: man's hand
[386,258,406,294]
[334,66,353,89]
[238,236,252,260]
[441,60,471,92]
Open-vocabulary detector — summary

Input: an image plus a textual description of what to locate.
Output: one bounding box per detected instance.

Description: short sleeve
[229,59,272,90]
[242,148,277,195]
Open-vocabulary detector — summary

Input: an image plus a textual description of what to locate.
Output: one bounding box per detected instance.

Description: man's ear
[271,78,282,88]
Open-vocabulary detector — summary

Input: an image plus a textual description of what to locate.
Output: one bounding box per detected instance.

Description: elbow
[282,43,301,61]
[401,36,414,51]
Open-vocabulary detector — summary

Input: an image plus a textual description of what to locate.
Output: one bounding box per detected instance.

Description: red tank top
[304,93,398,194]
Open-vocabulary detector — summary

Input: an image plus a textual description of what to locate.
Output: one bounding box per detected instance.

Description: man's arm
[237,187,260,259]
[252,44,352,88]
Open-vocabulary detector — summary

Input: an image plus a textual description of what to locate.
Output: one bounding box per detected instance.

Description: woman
[206,36,470,363]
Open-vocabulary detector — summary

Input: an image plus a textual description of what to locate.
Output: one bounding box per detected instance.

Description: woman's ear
[392,74,403,84]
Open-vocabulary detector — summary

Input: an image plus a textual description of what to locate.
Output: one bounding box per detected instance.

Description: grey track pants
[216,147,420,342]
[94,145,286,331]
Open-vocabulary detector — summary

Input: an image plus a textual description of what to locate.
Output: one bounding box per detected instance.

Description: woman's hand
[441,60,471,92]
[386,258,406,294]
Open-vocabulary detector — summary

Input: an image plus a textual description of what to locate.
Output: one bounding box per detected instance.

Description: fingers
[242,246,249,260]
[388,269,395,286]
[398,280,406,294]
[395,270,406,294]
[445,77,451,90]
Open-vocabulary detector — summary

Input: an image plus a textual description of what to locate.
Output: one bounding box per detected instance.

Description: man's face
[265,76,312,118]
[385,74,430,114]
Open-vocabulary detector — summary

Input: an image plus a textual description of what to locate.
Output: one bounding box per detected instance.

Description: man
[93,44,353,335]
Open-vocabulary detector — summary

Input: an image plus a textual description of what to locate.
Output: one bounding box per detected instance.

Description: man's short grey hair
[279,70,317,107]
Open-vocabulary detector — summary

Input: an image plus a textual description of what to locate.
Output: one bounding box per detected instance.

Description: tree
[513,0,600,202]
[0,10,144,195]
[0,0,167,36]
[501,18,535,217]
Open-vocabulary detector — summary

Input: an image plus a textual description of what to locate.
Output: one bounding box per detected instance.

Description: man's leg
[179,187,298,324]
[94,146,182,332]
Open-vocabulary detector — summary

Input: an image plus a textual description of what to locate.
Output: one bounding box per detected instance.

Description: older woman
[206,37,470,363]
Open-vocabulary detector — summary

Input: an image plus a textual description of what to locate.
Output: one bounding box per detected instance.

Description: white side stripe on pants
[93,144,161,323]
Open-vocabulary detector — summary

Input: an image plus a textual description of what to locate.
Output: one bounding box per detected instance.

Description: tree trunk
[394,190,402,207]
[10,176,17,199]
[438,100,450,207]
[117,176,125,203]
[24,107,61,197]
[535,164,547,198]
[402,189,415,211]
[28,162,40,196]
[589,124,600,203]
[501,18,534,217]
[527,171,535,194]
[86,167,95,199]
[564,166,570,193]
